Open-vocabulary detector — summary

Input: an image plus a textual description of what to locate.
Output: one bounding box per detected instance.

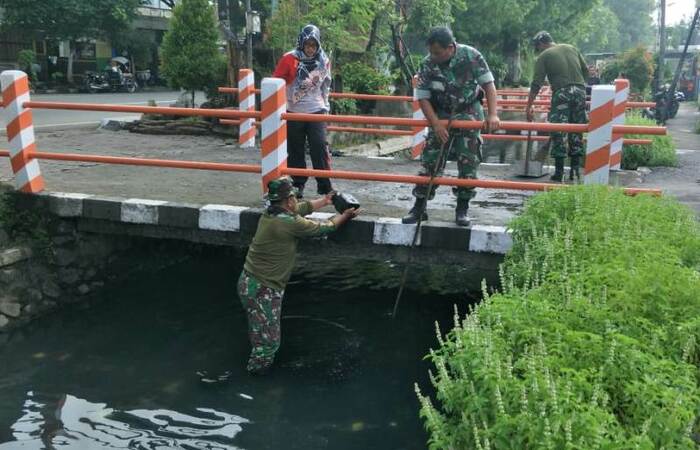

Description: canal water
[0,249,478,449]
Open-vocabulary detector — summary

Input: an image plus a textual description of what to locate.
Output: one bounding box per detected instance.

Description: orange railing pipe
[18,102,664,135]
[217,87,653,108]
[0,150,661,196]
[22,101,261,120]
[219,118,652,144]
[282,113,666,135]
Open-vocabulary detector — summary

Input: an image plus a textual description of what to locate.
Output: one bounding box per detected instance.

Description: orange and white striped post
[260,77,287,192]
[609,78,629,171]
[238,69,256,148]
[1,70,44,193]
[584,84,615,185]
[411,76,427,160]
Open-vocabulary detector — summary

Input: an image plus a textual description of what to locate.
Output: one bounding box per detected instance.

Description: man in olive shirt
[526,31,589,182]
[237,176,359,374]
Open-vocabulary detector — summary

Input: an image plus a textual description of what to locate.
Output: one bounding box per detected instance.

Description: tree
[160,0,226,107]
[267,0,379,54]
[575,4,621,53]
[604,0,655,51]
[450,0,598,85]
[0,0,143,82]
[600,46,654,93]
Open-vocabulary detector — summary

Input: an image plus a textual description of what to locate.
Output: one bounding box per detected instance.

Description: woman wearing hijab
[273,24,333,198]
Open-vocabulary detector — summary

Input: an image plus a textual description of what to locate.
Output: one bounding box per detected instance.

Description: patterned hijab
[292,24,330,80]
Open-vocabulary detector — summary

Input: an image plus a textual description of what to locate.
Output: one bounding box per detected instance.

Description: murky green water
[0,249,477,449]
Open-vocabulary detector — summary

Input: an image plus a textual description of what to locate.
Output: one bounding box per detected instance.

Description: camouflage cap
[266,176,298,201]
[531,31,553,46]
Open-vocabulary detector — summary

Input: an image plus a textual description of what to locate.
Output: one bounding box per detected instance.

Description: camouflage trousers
[413,128,482,201]
[237,270,284,373]
[548,85,587,159]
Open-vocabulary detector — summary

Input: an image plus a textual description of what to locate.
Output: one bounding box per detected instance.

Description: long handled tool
[391,115,458,319]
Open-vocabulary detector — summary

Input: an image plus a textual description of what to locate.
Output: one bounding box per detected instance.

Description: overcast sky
[664,0,698,25]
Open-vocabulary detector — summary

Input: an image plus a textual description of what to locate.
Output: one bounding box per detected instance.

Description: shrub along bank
[416,186,700,449]
[622,113,678,170]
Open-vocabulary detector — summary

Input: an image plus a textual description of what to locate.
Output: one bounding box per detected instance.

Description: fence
[217,70,654,164]
[0,70,663,198]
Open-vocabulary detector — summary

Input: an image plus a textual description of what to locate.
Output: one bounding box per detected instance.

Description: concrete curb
[28,191,513,255]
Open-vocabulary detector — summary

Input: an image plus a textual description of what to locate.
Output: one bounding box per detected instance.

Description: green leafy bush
[416,186,700,449]
[330,98,358,115]
[600,47,654,94]
[337,61,392,113]
[17,49,37,83]
[621,113,678,169]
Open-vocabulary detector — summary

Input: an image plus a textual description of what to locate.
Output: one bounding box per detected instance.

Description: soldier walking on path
[237,177,359,375]
[402,26,500,227]
[526,31,589,182]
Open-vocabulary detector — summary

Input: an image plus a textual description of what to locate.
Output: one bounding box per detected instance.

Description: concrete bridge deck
[0,127,531,227]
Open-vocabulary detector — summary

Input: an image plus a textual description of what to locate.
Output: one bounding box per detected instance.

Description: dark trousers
[287,116,333,194]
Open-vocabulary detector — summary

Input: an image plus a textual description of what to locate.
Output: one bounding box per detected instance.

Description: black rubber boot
[569,156,581,182]
[401,197,428,224]
[550,157,565,182]
[455,198,470,227]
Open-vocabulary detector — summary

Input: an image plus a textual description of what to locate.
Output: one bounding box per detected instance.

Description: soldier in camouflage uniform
[402,27,500,227]
[237,176,359,374]
[527,31,589,182]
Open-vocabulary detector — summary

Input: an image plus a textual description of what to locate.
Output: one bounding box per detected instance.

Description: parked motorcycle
[82,57,138,94]
[640,86,683,125]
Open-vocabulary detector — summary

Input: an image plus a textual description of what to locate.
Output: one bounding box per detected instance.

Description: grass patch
[416,186,700,449]
[622,113,678,169]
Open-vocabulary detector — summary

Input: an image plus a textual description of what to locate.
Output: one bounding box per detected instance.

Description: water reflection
[3,392,247,449]
[0,251,473,449]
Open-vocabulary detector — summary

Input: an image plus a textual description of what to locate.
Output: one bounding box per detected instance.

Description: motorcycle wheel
[126,82,137,94]
[670,103,679,119]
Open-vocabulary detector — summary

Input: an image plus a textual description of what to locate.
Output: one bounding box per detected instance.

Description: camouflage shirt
[415,43,494,119]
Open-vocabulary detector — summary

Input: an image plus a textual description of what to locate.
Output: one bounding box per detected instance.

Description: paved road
[630,102,700,216]
[3,91,207,130]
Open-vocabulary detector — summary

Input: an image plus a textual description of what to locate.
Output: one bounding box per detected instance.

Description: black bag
[332,192,360,213]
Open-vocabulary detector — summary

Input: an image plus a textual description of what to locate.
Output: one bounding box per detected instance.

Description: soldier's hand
[343,207,361,219]
[526,107,535,123]
[433,122,449,144]
[486,113,500,132]
[323,191,335,207]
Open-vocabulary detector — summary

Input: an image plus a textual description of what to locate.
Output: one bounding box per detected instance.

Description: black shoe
[317,185,333,196]
[401,197,428,224]
[569,156,581,181]
[455,198,470,227]
[550,157,565,182]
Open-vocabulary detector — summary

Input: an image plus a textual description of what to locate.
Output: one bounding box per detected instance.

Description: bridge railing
[0,70,662,198]
[218,70,652,160]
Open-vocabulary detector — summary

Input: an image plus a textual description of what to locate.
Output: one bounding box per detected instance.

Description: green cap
[266,176,298,201]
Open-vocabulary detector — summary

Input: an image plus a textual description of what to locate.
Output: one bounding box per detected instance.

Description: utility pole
[246,0,253,69]
[656,0,667,92]
[668,7,700,98]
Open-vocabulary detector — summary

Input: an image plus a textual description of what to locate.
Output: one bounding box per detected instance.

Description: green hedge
[622,113,678,170]
[416,186,700,449]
